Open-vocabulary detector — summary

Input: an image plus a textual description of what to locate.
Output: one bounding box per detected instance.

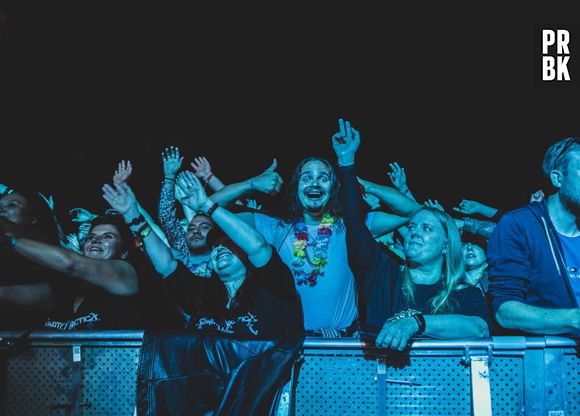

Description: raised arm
[207,159,283,210]
[113,160,170,247]
[0,222,138,296]
[190,156,226,192]
[387,162,417,202]
[452,198,498,219]
[103,182,178,278]
[176,171,272,267]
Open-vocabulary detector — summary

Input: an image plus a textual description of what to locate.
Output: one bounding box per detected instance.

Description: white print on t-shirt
[196,312,259,335]
[44,312,100,331]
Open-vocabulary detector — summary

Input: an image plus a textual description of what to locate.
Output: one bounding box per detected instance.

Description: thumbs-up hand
[252,158,283,195]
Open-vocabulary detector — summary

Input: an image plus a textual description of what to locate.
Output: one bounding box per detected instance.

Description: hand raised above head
[176,171,210,211]
[190,156,213,181]
[102,183,138,216]
[331,118,360,166]
[387,162,408,191]
[113,160,133,186]
[161,146,183,178]
[69,207,98,223]
[253,159,283,195]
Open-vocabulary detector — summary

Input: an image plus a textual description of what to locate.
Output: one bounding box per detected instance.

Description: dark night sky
[1,3,579,233]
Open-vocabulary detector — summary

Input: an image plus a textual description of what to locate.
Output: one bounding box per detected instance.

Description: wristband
[205,172,214,183]
[128,214,146,227]
[411,312,426,337]
[205,202,219,217]
[139,225,152,240]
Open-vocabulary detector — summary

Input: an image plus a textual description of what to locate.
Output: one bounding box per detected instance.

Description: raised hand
[452,199,484,216]
[162,146,184,179]
[331,118,360,166]
[387,162,408,192]
[252,159,283,195]
[176,171,210,212]
[246,199,262,210]
[113,160,133,186]
[63,233,82,253]
[190,156,213,181]
[424,199,445,212]
[102,183,139,216]
[70,207,98,223]
[530,189,545,203]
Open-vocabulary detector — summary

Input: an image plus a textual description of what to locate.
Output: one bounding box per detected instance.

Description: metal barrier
[0,331,578,415]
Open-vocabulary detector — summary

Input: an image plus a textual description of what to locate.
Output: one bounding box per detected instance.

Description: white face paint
[297,160,332,214]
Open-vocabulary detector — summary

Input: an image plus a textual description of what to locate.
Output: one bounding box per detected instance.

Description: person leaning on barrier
[331,118,490,350]
[0,188,63,330]
[487,136,580,335]
[1,211,182,331]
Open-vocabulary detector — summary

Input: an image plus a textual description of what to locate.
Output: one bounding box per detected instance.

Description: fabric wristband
[205,202,219,217]
[412,312,426,337]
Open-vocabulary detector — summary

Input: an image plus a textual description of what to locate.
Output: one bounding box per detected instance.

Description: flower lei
[291,213,335,287]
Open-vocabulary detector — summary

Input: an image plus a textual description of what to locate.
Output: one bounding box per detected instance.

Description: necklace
[291,213,334,286]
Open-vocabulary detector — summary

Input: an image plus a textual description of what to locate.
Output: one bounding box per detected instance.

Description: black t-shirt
[44,256,184,331]
[406,279,491,324]
[0,244,62,330]
[164,249,304,338]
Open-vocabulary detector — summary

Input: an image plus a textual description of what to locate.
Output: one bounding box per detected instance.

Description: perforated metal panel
[1,347,72,415]
[489,356,524,416]
[80,347,140,416]
[294,352,476,416]
[565,352,580,415]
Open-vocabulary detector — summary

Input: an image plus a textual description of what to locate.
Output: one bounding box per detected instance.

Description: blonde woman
[332,118,490,350]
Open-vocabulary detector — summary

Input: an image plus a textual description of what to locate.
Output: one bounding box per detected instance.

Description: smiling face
[297,160,333,214]
[210,244,246,281]
[462,242,486,270]
[404,209,448,267]
[83,224,126,260]
[186,215,214,253]
[0,192,36,226]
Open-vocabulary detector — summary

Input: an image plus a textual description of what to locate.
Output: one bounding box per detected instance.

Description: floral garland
[291,214,334,286]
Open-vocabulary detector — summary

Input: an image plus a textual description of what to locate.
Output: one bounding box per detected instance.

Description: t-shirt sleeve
[252,248,298,302]
[486,213,531,314]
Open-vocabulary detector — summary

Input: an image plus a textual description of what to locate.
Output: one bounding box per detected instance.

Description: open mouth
[466,253,476,259]
[89,246,103,253]
[305,188,324,199]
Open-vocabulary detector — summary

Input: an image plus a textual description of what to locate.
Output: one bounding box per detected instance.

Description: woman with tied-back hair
[331,118,490,349]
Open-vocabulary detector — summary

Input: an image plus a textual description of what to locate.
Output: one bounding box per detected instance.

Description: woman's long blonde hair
[402,207,466,314]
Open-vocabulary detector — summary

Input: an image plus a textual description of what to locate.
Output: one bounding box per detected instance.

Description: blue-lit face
[186,215,214,253]
[462,242,486,270]
[83,224,125,260]
[404,210,447,266]
[559,148,580,213]
[210,244,246,281]
[0,192,35,226]
[297,160,332,213]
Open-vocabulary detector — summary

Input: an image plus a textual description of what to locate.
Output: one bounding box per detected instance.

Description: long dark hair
[278,156,342,227]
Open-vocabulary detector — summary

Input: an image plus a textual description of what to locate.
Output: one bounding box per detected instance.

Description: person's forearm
[208,179,252,208]
[365,183,421,217]
[496,300,580,334]
[200,200,267,258]
[207,174,226,192]
[137,202,169,247]
[424,315,489,339]
[158,181,190,259]
[477,204,498,219]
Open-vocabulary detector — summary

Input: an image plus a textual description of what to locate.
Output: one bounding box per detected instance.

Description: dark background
[1,3,579,234]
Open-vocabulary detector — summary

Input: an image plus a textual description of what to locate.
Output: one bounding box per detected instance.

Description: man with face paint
[204,124,420,335]
[487,136,580,336]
